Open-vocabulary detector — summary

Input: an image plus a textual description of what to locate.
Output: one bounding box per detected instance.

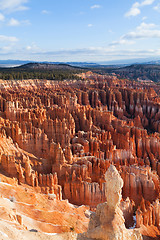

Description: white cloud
[8,18,20,26]
[110,39,135,46]
[142,16,147,20]
[8,18,30,26]
[141,0,155,6]
[26,46,32,50]
[91,5,101,9]
[110,22,160,46]
[0,1,30,27]
[125,0,155,17]
[0,35,18,42]
[88,24,93,27]
[0,13,5,21]
[1,45,160,62]
[26,43,41,53]
[136,22,155,30]
[42,10,50,14]
[125,6,141,17]
[124,22,160,39]
[26,47,160,61]
[0,0,29,13]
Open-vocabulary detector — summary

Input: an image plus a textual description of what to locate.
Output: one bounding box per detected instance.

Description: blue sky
[0,0,160,62]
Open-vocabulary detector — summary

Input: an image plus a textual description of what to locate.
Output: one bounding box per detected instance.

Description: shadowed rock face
[78,165,142,240]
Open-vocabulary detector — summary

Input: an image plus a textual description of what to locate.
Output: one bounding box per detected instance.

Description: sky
[0,0,160,62]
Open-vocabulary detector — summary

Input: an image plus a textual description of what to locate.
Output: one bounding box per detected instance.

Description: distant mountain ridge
[0,60,97,68]
[0,62,84,81]
[93,63,160,82]
[17,62,82,70]
[1,60,160,82]
[0,59,160,68]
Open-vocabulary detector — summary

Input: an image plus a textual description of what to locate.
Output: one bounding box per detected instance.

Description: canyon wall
[0,74,160,230]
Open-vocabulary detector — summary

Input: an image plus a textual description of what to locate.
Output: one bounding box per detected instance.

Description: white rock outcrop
[78,165,142,240]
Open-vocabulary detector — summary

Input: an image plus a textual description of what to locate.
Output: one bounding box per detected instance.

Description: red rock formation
[0,74,160,212]
[136,198,160,229]
[121,165,159,206]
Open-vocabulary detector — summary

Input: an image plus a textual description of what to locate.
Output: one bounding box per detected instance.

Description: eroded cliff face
[0,74,160,238]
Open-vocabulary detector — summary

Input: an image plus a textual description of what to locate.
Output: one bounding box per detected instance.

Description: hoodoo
[78,165,142,240]
[0,74,160,239]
